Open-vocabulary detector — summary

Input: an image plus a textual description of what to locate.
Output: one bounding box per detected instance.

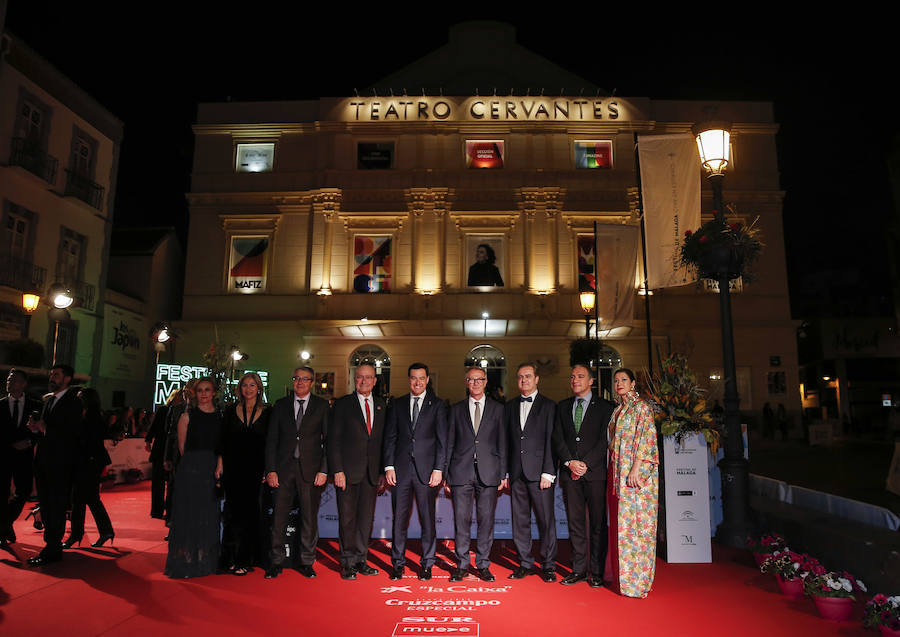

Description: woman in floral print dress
[604,368,659,598]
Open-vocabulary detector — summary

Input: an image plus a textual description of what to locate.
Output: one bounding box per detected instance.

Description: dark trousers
[7,448,35,523]
[150,458,167,518]
[509,477,557,570]
[70,461,113,538]
[270,462,323,568]
[560,475,607,576]
[335,477,377,568]
[34,457,77,552]
[223,477,262,568]
[451,475,499,569]
[390,469,439,568]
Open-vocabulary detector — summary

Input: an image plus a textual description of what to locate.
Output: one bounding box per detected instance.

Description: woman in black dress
[222,372,270,575]
[64,388,114,548]
[164,377,223,578]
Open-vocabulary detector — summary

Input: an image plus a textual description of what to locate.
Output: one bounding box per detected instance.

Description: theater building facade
[176,25,798,428]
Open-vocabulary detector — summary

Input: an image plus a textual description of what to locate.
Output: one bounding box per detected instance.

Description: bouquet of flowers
[746,533,787,555]
[803,569,867,599]
[645,353,721,455]
[864,594,900,631]
[760,550,823,581]
[681,211,764,281]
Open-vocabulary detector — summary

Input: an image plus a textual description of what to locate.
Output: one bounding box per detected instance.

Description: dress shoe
[449,567,467,582]
[264,566,282,579]
[589,575,604,588]
[560,572,587,585]
[508,565,532,579]
[28,551,62,567]
[62,535,83,549]
[418,566,432,581]
[297,565,317,578]
[91,533,115,548]
[477,567,495,582]
[355,563,378,576]
[390,565,404,580]
[341,566,358,580]
[540,569,557,583]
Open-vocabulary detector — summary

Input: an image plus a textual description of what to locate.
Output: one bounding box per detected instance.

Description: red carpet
[0,483,868,637]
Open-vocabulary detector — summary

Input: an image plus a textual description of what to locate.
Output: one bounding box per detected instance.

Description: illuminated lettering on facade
[340,97,623,122]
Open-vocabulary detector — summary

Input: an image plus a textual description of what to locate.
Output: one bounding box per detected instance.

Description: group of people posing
[160,360,660,598]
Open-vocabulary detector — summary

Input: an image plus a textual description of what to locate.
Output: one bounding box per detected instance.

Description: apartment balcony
[64,169,105,210]
[0,254,47,292]
[8,137,58,184]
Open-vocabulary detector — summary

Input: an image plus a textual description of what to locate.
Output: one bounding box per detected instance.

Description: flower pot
[812,596,853,622]
[775,575,804,599]
[752,552,771,568]
[879,625,900,636]
[696,245,744,280]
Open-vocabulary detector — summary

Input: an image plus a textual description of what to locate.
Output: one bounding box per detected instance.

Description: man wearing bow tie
[553,363,615,587]
[1,369,40,545]
[328,363,386,580]
[264,366,329,579]
[384,362,448,580]
[505,362,558,582]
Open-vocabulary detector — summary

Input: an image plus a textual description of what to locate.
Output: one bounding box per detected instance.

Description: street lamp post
[579,292,595,340]
[693,121,752,547]
[47,283,73,366]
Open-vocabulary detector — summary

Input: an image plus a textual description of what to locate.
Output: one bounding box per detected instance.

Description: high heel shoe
[26,507,43,530]
[62,535,83,549]
[91,533,115,548]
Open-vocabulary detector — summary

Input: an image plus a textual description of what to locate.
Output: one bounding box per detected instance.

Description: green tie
[574,398,584,434]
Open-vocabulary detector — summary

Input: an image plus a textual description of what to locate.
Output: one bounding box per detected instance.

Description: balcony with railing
[0,254,47,292]
[8,137,58,184]
[64,169,105,210]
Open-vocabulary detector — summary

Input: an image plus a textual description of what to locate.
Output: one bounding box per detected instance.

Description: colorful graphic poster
[574,140,613,169]
[357,142,394,169]
[228,236,269,293]
[465,140,504,168]
[353,235,392,293]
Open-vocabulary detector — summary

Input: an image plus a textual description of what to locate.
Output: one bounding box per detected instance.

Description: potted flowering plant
[746,533,787,567]
[864,594,900,635]
[803,570,866,622]
[760,550,822,599]
[645,353,721,455]
[681,211,764,281]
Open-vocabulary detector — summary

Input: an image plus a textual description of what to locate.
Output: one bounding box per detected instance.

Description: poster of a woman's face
[466,237,505,288]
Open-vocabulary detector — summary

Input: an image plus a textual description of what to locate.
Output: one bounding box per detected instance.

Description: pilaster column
[516,187,565,293]
[312,189,341,295]
[405,187,453,294]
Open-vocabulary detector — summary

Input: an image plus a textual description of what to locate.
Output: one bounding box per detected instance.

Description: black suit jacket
[265,393,329,483]
[505,393,557,483]
[327,392,386,485]
[35,388,84,468]
[1,393,41,456]
[552,394,614,482]
[445,397,506,486]
[383,392,448,485]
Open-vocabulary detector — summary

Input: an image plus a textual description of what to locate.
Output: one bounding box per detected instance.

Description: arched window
[595,344,622,402]
[349,344,391,399]
[464,344,507,402]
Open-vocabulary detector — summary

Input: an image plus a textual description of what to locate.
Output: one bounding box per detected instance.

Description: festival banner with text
[638,134,700,289]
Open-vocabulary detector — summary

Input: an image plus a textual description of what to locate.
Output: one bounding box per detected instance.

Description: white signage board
[663,433,712,563]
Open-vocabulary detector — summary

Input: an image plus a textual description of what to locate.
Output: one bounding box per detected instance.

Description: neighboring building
[95,227,184,409]
[176,22,799,427]
[0,31,123,382]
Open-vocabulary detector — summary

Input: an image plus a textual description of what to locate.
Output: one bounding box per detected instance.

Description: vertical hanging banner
[576,225,639,328]
[638,134,700,289]
[228,236,269,293]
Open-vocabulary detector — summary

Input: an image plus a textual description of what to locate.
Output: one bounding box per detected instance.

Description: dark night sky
[5,4,896,319]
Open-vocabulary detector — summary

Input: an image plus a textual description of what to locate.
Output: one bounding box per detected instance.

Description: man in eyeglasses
[445,366,506,582]
[264,366,329,579]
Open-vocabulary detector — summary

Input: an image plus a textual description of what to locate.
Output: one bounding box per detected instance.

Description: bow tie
[520,396,533,403]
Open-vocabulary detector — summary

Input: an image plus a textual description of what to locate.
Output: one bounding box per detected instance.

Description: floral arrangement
[746,533,787,555]
[681,210,764,281]
[760,550,823,582]
[864,594,900,631]
[803,569,867,599]
[200,341,236,407]
[645,353,721,455]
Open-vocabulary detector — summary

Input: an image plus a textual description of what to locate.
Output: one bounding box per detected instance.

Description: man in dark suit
[1,368,40,545]
[328,363,386,580]
[446,366,506,582]
[264,366,329,579]
[553,363,615,587]
[26,364,84,566]
[384,362,447,580]
[505,362,557,582]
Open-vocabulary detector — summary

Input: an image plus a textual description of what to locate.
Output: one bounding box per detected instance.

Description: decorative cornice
[219,213,281,232]
[404,187,454,215]
[337,212,406,232]
[449,212,518,232]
